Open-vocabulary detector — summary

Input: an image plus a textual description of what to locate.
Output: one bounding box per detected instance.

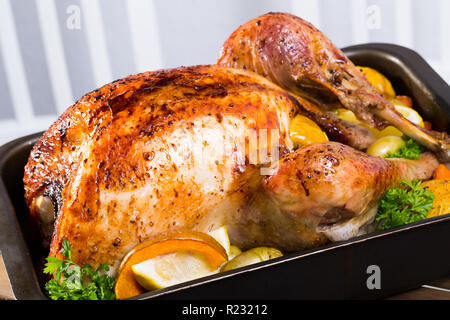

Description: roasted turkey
[24,14,444,275]
[24,65,438,274]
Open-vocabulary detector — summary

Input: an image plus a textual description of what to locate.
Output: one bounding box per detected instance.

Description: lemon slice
[132,251,218,290]
[128,227,230,293]
[289,115,328,148]
[393,104,424,128]
[115,230,227,298]
[208,226,230,256]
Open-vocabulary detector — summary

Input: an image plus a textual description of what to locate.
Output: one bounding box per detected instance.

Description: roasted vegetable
[423,121,432,130]
[366,136,406,158]
[228,245,242,260]
[422,179,450,218]
[394,96,413,108]
[434,164,450,180]
[220,247,283,272]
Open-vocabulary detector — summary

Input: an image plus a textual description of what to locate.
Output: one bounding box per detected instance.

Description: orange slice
[114,230,228,299]
[357,66,396,98]
[289,115,328,148]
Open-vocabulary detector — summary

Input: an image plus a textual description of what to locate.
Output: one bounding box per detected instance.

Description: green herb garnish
[386,136,424,160]
[44,239,116,300]
[376,180,434,230]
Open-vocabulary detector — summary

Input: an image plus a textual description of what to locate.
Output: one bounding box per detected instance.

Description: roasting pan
[0,43,449,300]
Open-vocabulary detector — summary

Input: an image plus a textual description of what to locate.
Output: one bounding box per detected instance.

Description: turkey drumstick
[259,143,438,248]
[218,12,450,161]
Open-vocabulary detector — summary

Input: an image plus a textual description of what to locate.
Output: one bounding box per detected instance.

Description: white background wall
[0,0,449,145]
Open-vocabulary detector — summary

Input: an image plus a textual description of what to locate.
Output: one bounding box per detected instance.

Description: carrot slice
[395,95,413,108]
[114,230,227,299]
[434,164,450,180]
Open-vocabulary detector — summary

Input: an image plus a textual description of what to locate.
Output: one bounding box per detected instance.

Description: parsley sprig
[44,239,116,300]
[376,180,434,230]
[386,136,424,160]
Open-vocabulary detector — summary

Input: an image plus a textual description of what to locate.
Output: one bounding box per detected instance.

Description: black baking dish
[0,43,449,300]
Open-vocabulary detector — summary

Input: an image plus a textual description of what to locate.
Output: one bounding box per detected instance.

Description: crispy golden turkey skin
[24,65,300,271]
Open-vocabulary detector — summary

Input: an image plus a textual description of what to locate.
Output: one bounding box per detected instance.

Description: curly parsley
[44,239,116,300]
[376,180,434,230]
[386,136,424,160]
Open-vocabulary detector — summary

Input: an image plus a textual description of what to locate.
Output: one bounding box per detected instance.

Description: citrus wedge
[132,250,219,291]
[114,230,227,299]
[357,66,396,98]
[208,226,230,256]
[393,104,424,128]
[289,115,328,148]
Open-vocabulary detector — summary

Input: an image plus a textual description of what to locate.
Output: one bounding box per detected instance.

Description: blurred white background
[0,0,449,145]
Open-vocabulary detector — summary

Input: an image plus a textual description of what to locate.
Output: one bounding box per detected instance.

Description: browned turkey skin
[24,66,299,270]
[24,65,439,274]
[217,12,450,161]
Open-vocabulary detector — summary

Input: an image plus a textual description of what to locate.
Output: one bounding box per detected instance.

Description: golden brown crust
[263,142,400,222]
[24,65,300,268]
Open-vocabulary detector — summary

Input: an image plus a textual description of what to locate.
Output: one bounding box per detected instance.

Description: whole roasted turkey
[24,14,443,274]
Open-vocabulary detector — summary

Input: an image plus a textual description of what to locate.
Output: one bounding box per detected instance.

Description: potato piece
[366,136,406,158]
[220,247,282,272]
[228,245,242,260]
